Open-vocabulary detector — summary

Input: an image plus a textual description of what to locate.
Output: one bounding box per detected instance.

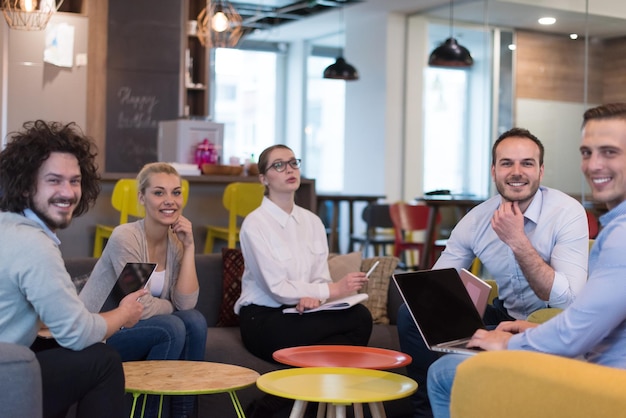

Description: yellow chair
[93,178,189,258]
[450,351,626,418]
[203,182,265,253]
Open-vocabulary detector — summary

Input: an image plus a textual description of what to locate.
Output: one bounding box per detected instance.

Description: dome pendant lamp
[323,6,359,81]
[428,0,473,68]
[323,57,359,80]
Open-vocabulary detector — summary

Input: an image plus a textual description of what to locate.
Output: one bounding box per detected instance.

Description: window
[213,48,279,165]
[305,55,346,192]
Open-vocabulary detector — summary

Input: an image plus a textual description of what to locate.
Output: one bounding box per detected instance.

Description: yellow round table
[256,366,417,418]
[123,360,260,418]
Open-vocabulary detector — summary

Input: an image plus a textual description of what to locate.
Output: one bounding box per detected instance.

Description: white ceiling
[244,0,626,46]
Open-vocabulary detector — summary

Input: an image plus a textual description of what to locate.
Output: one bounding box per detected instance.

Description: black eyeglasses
[267,158,302,173]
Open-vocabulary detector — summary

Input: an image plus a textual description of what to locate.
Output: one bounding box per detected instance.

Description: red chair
[389,202,446,270]
[586,209,599,239]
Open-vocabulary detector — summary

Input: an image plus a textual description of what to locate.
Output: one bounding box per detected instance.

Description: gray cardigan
[79,220,198,318]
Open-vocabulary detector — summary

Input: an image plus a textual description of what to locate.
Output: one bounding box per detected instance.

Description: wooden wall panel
[515,30,604,104]
[602,37,626,103]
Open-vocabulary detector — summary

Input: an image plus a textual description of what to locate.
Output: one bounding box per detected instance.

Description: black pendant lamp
[323,57,359,80]
[323,7,359,81]
[428,0,473,68]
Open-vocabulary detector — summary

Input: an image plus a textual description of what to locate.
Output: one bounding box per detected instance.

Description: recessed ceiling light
[570,33,579,40]
[538,17,556,25]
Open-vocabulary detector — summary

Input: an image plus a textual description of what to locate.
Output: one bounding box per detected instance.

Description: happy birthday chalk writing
[116,87,159,129]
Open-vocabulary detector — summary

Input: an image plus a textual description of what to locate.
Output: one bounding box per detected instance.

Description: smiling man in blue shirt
[427,103,626,418]
[398,127,589,417]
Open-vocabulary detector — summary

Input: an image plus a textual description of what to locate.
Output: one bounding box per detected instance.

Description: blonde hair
[136,162,180,194]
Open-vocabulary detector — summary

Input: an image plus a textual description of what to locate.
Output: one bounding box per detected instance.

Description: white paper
[44,22,75,68]
[282,293,368,314]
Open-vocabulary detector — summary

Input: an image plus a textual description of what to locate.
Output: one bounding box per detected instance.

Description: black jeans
[34,342,126,418]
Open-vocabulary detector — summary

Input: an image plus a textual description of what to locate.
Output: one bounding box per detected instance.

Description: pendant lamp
[323,7,359,81]
[2,0,64,31]
[197,0,243,48]
[323,57,359,80]
[428,0,473,68]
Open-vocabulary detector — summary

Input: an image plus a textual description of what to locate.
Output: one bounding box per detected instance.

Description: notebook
[459,268,492,317]
[392,268,486,355]
[105,262,157,308]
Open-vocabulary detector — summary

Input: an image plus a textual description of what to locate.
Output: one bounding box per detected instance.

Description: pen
[365,261,380,278]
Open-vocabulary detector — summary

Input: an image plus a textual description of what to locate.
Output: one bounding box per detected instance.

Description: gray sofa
[0,342,43,418]
[64,253,412,417]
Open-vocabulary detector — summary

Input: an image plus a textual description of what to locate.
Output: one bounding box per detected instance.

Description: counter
[57,173,316,258]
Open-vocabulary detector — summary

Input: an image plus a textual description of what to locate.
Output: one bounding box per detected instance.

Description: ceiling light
[2,0,63,30]
[428,0,473,68]
[508,44,517,51]
[323,7,359,81]
[197,0,243,48]
[323,57,359,80]
[538,17,556,25]
[570,33,578,40]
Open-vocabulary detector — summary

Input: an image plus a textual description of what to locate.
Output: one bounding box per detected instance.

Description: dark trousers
[239,303,373,362]
[397,298,514,418]
[33,341,125,418]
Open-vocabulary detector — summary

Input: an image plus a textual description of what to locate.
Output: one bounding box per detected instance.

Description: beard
[29,197,77,231]
[495,175,540,205]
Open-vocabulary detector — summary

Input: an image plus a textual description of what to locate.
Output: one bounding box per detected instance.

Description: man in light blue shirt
[398,127,589,417]
[427,103,626,418]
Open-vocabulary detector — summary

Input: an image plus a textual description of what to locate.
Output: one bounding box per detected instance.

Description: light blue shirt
[509,199,626,368]
[434,186,589,319]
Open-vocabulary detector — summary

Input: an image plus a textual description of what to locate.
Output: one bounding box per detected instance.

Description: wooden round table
[123,360,259,418]
[257,366,417,418]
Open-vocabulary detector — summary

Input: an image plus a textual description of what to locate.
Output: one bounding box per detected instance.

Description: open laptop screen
[394,268,485,347]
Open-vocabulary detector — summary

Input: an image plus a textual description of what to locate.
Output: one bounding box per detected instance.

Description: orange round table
[272,345,412,370]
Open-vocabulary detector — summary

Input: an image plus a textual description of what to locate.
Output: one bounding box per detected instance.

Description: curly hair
[0,120,100,216]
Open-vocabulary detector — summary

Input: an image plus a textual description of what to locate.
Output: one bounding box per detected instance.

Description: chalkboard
[105,0,183,173]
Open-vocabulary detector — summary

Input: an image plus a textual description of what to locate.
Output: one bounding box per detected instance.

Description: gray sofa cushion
[0,342,42,418]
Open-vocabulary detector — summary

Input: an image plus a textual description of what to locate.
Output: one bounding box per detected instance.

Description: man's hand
[118,289,147,328]
[467,328,513,351]
[491,200,526,250]
[496,319,538,334]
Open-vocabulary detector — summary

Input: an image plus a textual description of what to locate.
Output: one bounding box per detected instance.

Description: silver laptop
[459,268,492,317]
[393,268,485,355]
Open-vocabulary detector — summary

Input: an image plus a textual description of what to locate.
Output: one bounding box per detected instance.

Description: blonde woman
[80,162,207,418]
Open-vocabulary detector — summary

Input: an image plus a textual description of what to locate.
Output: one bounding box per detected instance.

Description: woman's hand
[170,215,195,248]
[295,297,322,313]
[329,272,368,299]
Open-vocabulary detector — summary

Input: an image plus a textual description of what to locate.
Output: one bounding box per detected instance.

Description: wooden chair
[203,182,265,253]
[93,178,189,258]
[389,202,445,270]
[348,203,395,257]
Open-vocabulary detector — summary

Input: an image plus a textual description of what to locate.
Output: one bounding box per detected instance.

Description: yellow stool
[93,178,189,257]
[256,366,417,418]
[203,182,265,253]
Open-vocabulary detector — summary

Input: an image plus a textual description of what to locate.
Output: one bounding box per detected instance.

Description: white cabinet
[158,119,224,165]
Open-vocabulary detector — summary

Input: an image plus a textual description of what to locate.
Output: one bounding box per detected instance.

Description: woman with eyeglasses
[234,144,373,366]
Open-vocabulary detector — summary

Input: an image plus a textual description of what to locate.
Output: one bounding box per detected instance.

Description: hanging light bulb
[197,0,243,48]
[211,10,228,32]
[428,0,473,68]
[19,0,37,12]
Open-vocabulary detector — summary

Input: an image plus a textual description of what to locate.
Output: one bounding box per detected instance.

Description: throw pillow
[360,256,399,324]
[216,248,245,327]
[328,251,363,282]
